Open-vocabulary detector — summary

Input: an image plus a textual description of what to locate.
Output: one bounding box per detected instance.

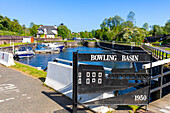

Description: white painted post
[112,41,115,49]
[10,42,14,54]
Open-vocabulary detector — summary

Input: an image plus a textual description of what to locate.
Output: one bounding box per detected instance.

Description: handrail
[53,58,112,71]
[142,58,170,69]
[142,45,170,60]
[150,82,170,93]
[151,71,170,80]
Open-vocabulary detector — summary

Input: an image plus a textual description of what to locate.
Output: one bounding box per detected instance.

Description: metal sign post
[72,50,152,112]
[73,52,78,113]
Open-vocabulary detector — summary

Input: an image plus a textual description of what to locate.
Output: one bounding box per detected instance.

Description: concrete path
[0,65,76,113]
[148,94,170,113]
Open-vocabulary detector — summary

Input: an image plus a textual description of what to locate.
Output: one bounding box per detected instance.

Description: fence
[142,45,170,59]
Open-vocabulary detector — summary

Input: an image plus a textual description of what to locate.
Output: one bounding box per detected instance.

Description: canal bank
[0,63,92,113]
[0,41,80,53]
[0,41,169,112]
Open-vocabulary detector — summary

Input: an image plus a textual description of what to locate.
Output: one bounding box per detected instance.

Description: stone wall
[0,35,31,44]
[0,35,63,45]
[35,38,63,42]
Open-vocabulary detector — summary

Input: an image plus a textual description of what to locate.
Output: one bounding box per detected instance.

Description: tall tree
[29,22,39,36]
[100,18,107,30]
[57,24,71,39]
[121,21,134,28]
[142,23,149,31]
[152,25,164,36]
[91,29,96,37]
[80,32,86,38]
[165,20,170,34]
[127,11,136,24]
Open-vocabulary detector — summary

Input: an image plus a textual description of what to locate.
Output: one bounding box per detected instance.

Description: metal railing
[142,45,170,59]
[143,58,170,99]
[53,58,112,71]
[99,40,142,47]
[150,65,170,99]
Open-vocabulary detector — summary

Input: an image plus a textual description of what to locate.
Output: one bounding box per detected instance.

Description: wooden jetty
[34,50,60,54]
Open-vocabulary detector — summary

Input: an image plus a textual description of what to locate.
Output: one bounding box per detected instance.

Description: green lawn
[0,30,28,36]
[11,62,47,82]
[0,42,30,47]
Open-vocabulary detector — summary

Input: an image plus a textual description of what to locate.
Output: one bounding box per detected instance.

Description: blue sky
[0,0,170,32]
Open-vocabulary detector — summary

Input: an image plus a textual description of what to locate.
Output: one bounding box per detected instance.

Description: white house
[37,25,58,38]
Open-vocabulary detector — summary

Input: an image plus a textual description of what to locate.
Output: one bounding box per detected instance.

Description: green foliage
[162,38,170,44]
[57,24,71,39]
[95,29,103,39]
[80,32,86,38]
[88,32,93,38]
[128,105,140,112]
[71,32,79,38]
[121,21,134,28]
[165,20,170,34]
[29,22,39,36]
[127,11,136,24]
[100,15,124,30]
[0,30,28,36]
[143,23,149,31]
[152,25,164,36]
[0,15,23,34]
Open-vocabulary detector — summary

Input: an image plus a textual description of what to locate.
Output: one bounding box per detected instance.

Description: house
[37,25,57,38]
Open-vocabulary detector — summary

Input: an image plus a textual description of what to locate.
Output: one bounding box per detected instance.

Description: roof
[37,26,57,35]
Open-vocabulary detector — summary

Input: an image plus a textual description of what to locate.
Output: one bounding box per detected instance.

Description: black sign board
[73,51,152,113]
[78,53,150,62]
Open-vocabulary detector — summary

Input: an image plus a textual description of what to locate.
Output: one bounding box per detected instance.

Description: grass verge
[10,62,46,82]
[165,48,170,51]
[0,42,30,47]
[128,105,140,112]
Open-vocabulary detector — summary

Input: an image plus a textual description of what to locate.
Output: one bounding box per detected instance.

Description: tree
[91,29,95,37]
[57,24,71,39]
[80,32,86,38]
[95,29,103,39]
[127,11,135,24]
[29,22,39,36]
[100,18,107,30]
[152,25,164,36]
[165,20,170,34]
[121,21,134,28]
[13,19,19,23]
[89,32,93,38]
[142,23,149,31]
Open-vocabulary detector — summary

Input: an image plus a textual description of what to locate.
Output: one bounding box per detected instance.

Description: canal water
[17,46,144,97]
[18,46,131,70]
[17,46,157,101]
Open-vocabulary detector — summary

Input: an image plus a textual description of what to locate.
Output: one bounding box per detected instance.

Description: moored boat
[14,46,35,59]
[43,43,65,52]
[35,44,60,54]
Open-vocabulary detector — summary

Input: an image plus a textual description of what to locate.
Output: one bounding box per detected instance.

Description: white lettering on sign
[122,55,139,61]
[91,55,117,61]
[135,95,147,101]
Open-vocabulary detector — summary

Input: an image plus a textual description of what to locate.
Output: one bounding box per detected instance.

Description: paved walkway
[148,94,170,113]
[0,65,76,113]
